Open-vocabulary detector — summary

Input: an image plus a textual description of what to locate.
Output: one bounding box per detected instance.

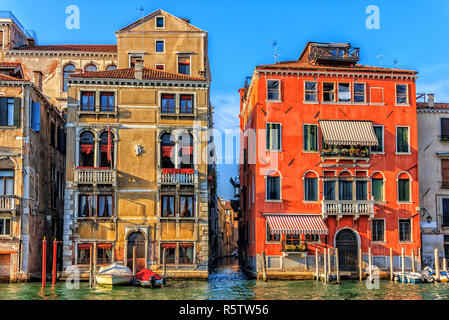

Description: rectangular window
[156,40,164,53]
[285,234,300,246]
[396,127,409,153]
[0,171,14,195]
[339,180,353,200]
[100,92,115,112]
[97,245,112,265]
[77,244,92,265]
[323,82,335,102]
[303,124,318,152]
[81,92,95,111]
[161,244,176,264]
[324,180,335,200]
[396,84,408,104]
[304,177,318,201]
[179,244,193,264]
[161,94,175,114]
[304,81,317,101]
[398,179,410,202]
[179,195,194,217]
[338,83,351,102]
[399,219,411,241]
[266,176,280,200]
[0,218,11,235]
[371,126,383,153]
[178,56,191,75]
[161,195,175,217]
[267,80,280,101]
[129,54,143,68]
[0,98,17,127]
[97,195,113,217]
[372,219,385,242]
[354,83,366,102]
[50,122,55,147]
[442,118,449,141]
[443,199,449,227]
[305,234,320,242]
[156,16,164,28]
[179,94,193,114]
[7,98,14,126]
[266,123,281,151]
[356,180,367,200]
[372,178,384,202]
[442,159,449,188]
[266,223,280,242]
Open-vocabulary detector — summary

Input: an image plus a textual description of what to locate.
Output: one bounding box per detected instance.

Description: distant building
[217,198,238,258]
[417,95,449,266]
[239,42,421,278]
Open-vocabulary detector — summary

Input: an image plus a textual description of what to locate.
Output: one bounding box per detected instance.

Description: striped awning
[265,214,329,235]
[319,120,378,146]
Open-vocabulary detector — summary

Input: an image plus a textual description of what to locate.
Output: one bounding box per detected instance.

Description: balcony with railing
[0,195,20,213]
[321,145,371,161]
[157,168,198,185]
[74,168,117,186]
[321,200,374,220]
[308,44,359,65]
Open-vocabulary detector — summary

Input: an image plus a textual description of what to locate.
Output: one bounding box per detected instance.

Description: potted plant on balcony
[283,243,308,257]
[360,148,369,158]
[341,148,349,156]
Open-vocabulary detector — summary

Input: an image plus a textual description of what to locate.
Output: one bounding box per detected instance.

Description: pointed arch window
[63,64,76,92]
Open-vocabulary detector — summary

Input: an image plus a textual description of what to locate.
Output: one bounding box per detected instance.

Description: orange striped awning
[265,214,329,235]
[319,120,378,146]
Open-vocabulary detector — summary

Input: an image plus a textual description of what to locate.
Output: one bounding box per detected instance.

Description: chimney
[33,70,43,91]
[134,59,144,80]
[428,94,435,107]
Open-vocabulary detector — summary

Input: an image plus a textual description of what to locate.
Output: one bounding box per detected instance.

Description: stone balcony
[0,195,20,213]
[157,168,198,185]
[321,200,374,220]
[74,168,117,187]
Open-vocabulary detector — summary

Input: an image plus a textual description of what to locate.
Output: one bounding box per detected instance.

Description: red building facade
[239,42,421,277]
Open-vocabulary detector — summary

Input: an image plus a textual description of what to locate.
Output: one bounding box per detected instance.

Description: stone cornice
[67,77,209,89]
[5,50,117,59]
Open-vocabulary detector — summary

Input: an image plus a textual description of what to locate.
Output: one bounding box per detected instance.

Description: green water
[1,261,449,300]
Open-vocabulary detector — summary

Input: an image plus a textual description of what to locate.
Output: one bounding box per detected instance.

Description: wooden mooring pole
[93,243,97,287]
[262,251,268,282]
[401,247,405,283]
[435,248,440,282]
[163,247,167,279]
[315,248,319,281]
[358,247,362,281]
[327,248,331,275]
[52,238,57,286]
[88,246,93,288]
[133,246,137,285]
[42,237,47,288]
[368,247,373,283]
[335,248,340,282]
[412,249,416,273]
[323,248,328,283]
[390,248,393,281]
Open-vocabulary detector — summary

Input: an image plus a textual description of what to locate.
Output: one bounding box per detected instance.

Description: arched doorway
[126,231,146,272]
[336,229,358,271]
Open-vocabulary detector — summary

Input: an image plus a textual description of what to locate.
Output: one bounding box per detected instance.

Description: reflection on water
[1,258,449,300]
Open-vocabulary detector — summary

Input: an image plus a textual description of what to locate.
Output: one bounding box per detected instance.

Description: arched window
[84,64,97,72]
[106,64,117,71]
[63,64,76,92]
[304,171,318,201]
[79,132,95,167]
[371,172,384,202]
[398,172,411,202]
[161,133,175,169]
[99,131,115,168]
[266,170,281,201]
[179,133,193,169]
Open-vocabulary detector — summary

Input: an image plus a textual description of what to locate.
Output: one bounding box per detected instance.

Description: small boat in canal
[95,262,134,286]
[135,268,164,288]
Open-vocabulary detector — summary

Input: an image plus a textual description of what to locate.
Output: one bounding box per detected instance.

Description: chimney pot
[134,59,144,80]
[33,70,43,91]
[428,94,435,107]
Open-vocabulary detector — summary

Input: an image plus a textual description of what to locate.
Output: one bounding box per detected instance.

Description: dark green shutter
[0,98,6,126]
[13,97,21,127]
[372,178,383,201]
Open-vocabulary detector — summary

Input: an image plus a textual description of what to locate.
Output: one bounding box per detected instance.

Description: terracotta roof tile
[0,74,24,81]
[257,61,417,75]
[0,62,21,68]
[417,102,449,110]
[70,67,206,81]
[16,45,117,53]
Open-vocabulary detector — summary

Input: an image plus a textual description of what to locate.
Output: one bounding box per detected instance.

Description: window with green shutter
[0,97,17,127]
[372,178,384,202]
[304,177,318,201]
[396,127,409,153]
[324,180,335,200]
[356,180,367,200]
[266,123,281,151]
[371,126,383,153]
[13,97,20,127]
[398,178,410,202]
[372,219,384,242]
[303,124,318,152]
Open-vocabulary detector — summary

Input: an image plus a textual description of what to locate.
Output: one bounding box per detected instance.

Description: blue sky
[4,0,449,200]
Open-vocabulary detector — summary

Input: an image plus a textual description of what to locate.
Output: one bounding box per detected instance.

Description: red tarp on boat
[136,269,162,281]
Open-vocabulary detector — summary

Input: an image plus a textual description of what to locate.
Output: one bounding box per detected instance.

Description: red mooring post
[52,238,57,286]
[42,237,47,288]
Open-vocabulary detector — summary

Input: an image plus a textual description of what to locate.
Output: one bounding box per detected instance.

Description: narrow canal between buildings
[2,258,449,300]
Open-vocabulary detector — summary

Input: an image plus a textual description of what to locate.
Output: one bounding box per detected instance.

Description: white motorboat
[95,262,133,286]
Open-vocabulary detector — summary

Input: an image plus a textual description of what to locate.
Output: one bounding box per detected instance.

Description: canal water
[1,258,449,300]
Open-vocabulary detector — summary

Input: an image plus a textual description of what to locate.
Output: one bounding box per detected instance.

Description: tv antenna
[135,6,145,53]
[390,58,399,68]
[376,55,384,67]
[270,40,280,64]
